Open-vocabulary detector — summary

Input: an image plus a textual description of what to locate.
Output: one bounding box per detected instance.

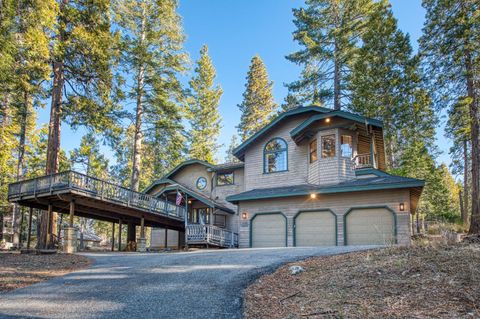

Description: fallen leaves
[244,244,480,319]
[0,253,91,293]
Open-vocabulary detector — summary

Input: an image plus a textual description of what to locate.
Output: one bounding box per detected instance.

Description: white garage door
[251,213,286,248]
[295,211,336,246]
[346,208,395,245]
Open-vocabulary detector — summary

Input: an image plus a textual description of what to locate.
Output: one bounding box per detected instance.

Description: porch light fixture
[188,200,192,204]
[310,193,317,199]
[241,212,248,220]
[325,118,331,123]
[399,203,405,211]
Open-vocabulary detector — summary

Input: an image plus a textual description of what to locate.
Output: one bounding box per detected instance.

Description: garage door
[251,213,286,248]
[345,208,395,245]
[295,211,336,246]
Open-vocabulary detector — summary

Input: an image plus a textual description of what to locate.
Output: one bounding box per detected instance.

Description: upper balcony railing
[352,153,373,169]
[8,171,185,221]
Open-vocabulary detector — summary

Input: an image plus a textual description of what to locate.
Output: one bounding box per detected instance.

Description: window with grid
[321,135,336,158]
[264,138,288,173]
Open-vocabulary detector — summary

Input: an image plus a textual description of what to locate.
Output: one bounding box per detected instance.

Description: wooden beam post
[46,204,52,248]
[69,200,75,227]
[26,207,33,249]
[111,222,115,252]
[140,217,145,238]
[118,219,122,251]
[164,228,168,249]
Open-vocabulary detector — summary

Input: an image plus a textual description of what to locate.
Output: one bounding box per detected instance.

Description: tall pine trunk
[465,50,480,234]
[463,139,469,225]
[130,7,146,193]
[12,92,30,247]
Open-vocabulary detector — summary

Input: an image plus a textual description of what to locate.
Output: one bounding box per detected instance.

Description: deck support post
[118,219,122,251]
[137,217,146,252]
[64,200,77,253]
[111,222,115,251]
[26,207,33,249]
[46,204,52,249]
[164,228,168,249]
[126,222,136,251]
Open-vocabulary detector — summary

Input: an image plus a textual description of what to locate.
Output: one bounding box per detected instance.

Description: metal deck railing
[8,171,186,221]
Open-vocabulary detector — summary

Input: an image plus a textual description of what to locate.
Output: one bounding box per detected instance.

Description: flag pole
[184,192,188,251]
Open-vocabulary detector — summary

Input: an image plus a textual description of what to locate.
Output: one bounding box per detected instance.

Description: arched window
[264,138,288,173]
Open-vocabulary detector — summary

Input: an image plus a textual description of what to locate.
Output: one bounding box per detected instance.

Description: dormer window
[264,138,288,173]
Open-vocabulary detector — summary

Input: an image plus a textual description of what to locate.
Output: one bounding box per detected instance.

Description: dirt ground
[0,253,91,293]
[244,244,480,319]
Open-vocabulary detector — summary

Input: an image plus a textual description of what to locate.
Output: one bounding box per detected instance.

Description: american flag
[176,191,182,205]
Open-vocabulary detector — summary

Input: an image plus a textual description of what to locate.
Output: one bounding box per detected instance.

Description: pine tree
[115,0,188,192]
[225,135,239,163]
[70,133,109,178]
[286,0,374,109]
[187,45,223,163]
[420,0,480,234]
[237,55,277,141]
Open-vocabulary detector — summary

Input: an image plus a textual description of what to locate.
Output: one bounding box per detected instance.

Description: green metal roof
[158,184,235,214]
[232,105,331,159]
[290,110,383,139]
[226,174,424,203]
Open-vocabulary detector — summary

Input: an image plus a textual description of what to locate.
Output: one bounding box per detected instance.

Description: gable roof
[290,110,383,140]
[156,182,236,214]
[143,160,245,194]
[233,105,383,160]
[233,105,331,159]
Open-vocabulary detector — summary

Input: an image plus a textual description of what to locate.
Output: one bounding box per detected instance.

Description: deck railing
[186,224,238,248]
[353,153,372,169]
[7,171,185,221]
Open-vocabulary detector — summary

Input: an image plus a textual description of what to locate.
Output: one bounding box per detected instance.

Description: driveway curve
[0,246,375,319]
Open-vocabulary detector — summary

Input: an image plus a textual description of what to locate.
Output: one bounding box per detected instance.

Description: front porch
[186,224,238,248]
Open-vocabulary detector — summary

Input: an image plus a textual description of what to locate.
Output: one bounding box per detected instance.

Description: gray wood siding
[238,189,411,248]
[244,114,311,191]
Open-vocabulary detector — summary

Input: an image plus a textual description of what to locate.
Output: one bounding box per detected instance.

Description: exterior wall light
[310,193,317,199]
[325,118,331,123]
[188,200,192,204]
[241,212,248,220]
[399,203,405,211]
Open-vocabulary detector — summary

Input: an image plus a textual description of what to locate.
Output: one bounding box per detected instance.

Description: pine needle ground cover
[244,244,480,318]
[0,253,91,293]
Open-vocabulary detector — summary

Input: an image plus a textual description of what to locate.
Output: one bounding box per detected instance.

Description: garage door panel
[346,208,395,245]
[252,214,286,248]
[295,211,336,247]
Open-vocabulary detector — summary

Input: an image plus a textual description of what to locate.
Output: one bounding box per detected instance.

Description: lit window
[309,139,318,163]
[321,135,336,158]
[217,172,234,186]
[264,138,288,173]
[341,135,353,158]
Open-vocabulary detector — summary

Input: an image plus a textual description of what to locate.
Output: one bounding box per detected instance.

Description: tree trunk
[333,42,341,110]
[463,139,469,225]
[130,6,146,193]
[465,50,479,234]
[12,92,29,248]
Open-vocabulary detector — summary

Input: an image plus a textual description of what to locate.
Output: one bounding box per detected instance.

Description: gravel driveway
[0,246,375,319]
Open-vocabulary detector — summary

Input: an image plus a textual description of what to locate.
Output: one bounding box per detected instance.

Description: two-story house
[144,105,424,248]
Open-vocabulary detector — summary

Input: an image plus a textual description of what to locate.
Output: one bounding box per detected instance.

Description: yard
[0,253,91,293]
[244,243,480,318]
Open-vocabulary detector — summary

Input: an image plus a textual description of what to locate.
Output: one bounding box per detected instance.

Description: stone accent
[137,238,146,252]
[64,227,78,253]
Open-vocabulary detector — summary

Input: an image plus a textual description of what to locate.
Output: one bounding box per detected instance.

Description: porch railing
[352,153,372,169]
[186,224,238,248]
[7,171,185,221]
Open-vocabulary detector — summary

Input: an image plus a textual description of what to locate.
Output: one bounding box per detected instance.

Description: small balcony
[353,153,374,169]
[186,224,238,248]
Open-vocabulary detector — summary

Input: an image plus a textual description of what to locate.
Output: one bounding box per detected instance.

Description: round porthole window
[196,177,207,190]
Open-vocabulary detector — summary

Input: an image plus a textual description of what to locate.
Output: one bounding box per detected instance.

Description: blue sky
[38,0,452,168]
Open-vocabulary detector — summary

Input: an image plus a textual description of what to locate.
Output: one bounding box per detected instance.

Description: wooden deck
[8,171,186,231]
[186,224,238,248]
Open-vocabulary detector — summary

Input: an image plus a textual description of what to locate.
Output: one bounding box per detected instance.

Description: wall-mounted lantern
[399,203,405,211]
[241,212,248,220]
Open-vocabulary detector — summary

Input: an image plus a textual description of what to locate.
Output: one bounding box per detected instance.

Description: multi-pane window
[321,135,336,158]
[217,172,234,186]
[341,135,353,158]
[213,214,226,228]
[264,138,288,173]
[309,139,318,163]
